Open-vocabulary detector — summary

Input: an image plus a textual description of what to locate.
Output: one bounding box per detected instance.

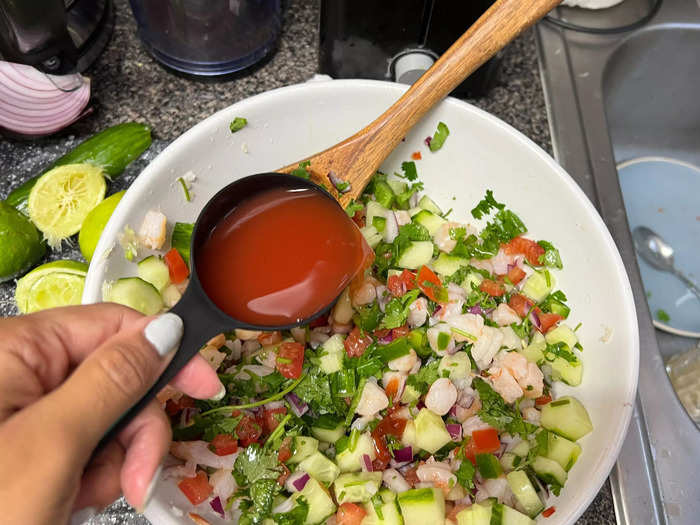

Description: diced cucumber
[333,472,382,504]
[387,179,408,195]
[511,441,530,457]
[361,225,383,249]
[418,195,442,215]
[545,324,578,349]
[397,241,434,269]
[546,433,582,471]
[549,354,583,386]
[105,277,164,315]
[293,476,336,524]
[500,452,519,471]
[413,210,447,236]
[363,497,404,525]
[408,207,423,217]
[397,488,445,525]
[414,408,451,454]
[520,332,545,364]
[431,252,469,276]
[506,471,544,518]
[521,271,554,303]
[541,396,593,440]
[366,201,388,226]
[532,456,567,487]
[400,384,421,405]
[374,181,395,208]
[288,436,319,464]
[171,222,193,266]
[400,420,417,448]
[311,415,346,443]
[457,501,492,525]
[137,255,170,292]
[475,453,502,479]
[438,352,471,380]
[495,502,537,525]
[298,451,340,484]
[161,283,182,308]
[318,334,345,374]
[336,432,376,472]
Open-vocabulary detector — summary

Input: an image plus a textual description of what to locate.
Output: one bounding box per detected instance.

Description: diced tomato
[164,248,189,284]
[309,313,329,328]
[505,266,527,285]
[351,208,366,228]
[337,502,367,525]
[277,463,291,486]
[535,393,553,406]
[471,428,501,454]
[344,326,373,357]
[373,328,391,339]
[371,413,408,469]
[178,471,212,505]
[263,407,288,434]
[165,395,195,416]
[508,293,534,318]
[542,506,556,518]
[479,279,505,297]
[502,237,546,266]
[370,432,391,471]
[417,265,447,303]
[187,513,210,525]
[236,415,262,447]
[411,151,422,160]
[392,325,410,339]
[278,437,293,463]
[538,311,563,333]
[209,434,238,456]
[387,269,417,297]
[276,341,304,379]
[258,331,282,345]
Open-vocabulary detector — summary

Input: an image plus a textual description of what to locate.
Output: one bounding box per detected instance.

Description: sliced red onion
[285,392,309,417]
[468,305,484,316]
[529,309,542,330]
[362,454,374,472]
[328,171,351,193]
[209,496,225,518]
[379,332,395,344]
[292,472,310,491]
[446,423,463,441]
[383,210,399,243]
[393,446,413,463]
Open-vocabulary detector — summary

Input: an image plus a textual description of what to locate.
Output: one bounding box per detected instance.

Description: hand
[0,303,224,525]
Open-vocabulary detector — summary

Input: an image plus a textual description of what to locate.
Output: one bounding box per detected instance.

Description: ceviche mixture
[107,123,593,525]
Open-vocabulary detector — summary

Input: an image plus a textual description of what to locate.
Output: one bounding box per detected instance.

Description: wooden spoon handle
[281,0,561,207]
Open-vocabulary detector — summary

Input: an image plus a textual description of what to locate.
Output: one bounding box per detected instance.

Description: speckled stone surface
[0,0,614,523]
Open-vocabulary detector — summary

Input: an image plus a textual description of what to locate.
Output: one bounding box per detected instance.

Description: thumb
[49,312,183,453]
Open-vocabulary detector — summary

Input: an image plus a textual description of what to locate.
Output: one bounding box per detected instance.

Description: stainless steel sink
[536,1,700,523]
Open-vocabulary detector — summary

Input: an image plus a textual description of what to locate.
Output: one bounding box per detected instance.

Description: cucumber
[288,436,319,464]
[457,501,492,525]
[336,432,376,472]
[297,451,340,484]
[137,255,170,292]
[366,201,388,227]
[318,334,345,374]
[475,453,502,479]
[521,271,554,303]
[361,225,383,249]
[491,502,536,525]
[414,408,451,454]
[400,384,421,405]
[549,354,583,386]
[438,352,471,380]
[520,332,546,364]
[545,433,582,471]
[7,123,151,215]
[461,271,483,292]
[540,396,593,440]
[333,472,382,504]
[171,222,194,266]
[431,252,469,276]
[531,455,567,487]
[506,471,544,518]
[363,497,404,525]
[511,441,530,457]
[105,277,163,315]
[397,488,445,525]
[387,179,408,195]
[311,415,346,443]
[499,452,519,472]
[413,210,446,236]
[293,476,336,524]
[400,420,417,448]
[396,241,433,269]
[545,324,578,349]
[408,206,423,217]
[418,195,442,215]
[374,181,395,208]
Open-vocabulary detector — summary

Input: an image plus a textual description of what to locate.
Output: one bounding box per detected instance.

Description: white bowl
[83,79,639,525]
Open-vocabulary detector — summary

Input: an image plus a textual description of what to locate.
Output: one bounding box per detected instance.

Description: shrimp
[139,210,167,249]
[487,366,523,403]
[471,325,504,369]
[492,303,521,326]
[499,326,522,350]
[388,349,418,373]
[351,276,380,307]
[332,287,354,324]
[408,297,428,328]
[522,406,541,424]
[434,222,476,253]
[200,345,226,370]
[433,298,465,323]
[417,457,457,494]
[235,329,262,341]
[453,398,482,423]
[447,313,484,343]
[382,370,406,401]
[210,468,237,501]
[493,351,544,399]
[425,378,458,416]
[356,380,389,417]
[383,468,411,493]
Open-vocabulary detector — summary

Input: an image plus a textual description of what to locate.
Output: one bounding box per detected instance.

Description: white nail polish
[144,313,183,356]
[138,464,162,513]
[209,384,226,401]
[70,507,96,525]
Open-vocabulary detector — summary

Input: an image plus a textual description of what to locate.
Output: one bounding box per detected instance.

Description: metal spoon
[632,226,700,300]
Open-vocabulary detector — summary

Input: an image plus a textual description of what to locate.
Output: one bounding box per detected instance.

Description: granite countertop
[0,0,614,523]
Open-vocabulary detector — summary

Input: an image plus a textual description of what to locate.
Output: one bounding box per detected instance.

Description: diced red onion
[285,392,309,417]
[379,332,395,344]
[468,305,484,316]
[446,423,463,441]
[292,472,310,491]
[424,136,432,147]
[393,446,413,463]
[529,309,542,330]
[362,454,374,472]
[328,171,351,193]
[209,496,225,518]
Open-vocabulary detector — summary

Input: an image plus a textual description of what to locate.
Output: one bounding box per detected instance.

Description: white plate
[82,79,639,525]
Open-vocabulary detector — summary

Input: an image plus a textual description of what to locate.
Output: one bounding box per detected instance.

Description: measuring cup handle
[93,283,231,455]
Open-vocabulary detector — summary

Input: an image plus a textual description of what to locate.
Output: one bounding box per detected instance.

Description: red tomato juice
[196,187,370,326]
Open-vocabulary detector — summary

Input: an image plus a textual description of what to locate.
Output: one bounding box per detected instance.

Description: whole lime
[79,190,126,262]
[0,200,46,282]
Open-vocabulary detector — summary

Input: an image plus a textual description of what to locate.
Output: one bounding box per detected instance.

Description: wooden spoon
[279,0,561,207]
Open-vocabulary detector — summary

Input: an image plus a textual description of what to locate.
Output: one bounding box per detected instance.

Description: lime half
[79,190,125,262]
[27,163,106,248]
[15,260,88,313]
[0,201,45,282]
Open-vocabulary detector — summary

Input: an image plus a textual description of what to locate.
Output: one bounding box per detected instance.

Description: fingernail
[70,507,96,525]
[144,313,183,357]
[138,464,162,514]
[209,383,226,402]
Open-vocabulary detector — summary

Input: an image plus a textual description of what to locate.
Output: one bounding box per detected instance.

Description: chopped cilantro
[272,498,308,525]
[429,121,450,152]
[537,240,563,269]
[294,367,339,415]
[543,342,579,364]
[291,160,311,180]
[656,309,671,323]
[406,360,440,395]
[233,444,282,486]
[229,117,248,133]
[455,459,475,490]
[354,302,382,332]
[239,478,281,525]
[345,199,364,217]
[473,377,536,439]
[401,161,419,181]
[381,289,420,329]
[471,189,505,220]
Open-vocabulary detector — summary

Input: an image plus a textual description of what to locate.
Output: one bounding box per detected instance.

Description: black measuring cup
[97,173,349,450]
